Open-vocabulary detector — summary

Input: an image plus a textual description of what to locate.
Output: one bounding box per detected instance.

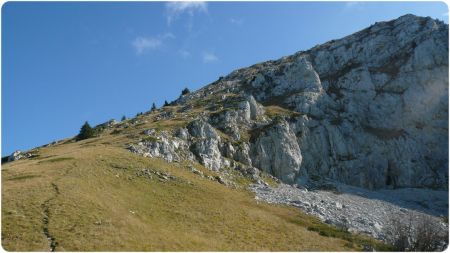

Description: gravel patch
[249,183,448,242]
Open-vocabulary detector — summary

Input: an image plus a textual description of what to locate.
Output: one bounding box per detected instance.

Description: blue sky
[2,1,448,156]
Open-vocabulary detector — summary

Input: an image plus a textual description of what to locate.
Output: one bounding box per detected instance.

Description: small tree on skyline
[163,100,169,107]
[121,115,126,121]
[151,103,157,111]
[76,121,95,141]
[181,87,190,95]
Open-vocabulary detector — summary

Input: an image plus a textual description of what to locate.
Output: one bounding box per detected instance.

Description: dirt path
[41,182,60,252]
[40,164,73,252]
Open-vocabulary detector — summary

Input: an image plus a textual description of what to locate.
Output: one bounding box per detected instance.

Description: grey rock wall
[131,15,448,190]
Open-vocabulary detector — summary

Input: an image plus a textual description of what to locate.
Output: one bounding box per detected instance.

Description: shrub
[164,100,169,107]
[151,103,157,111]
[121,115,126,121]
[385,213,448,251]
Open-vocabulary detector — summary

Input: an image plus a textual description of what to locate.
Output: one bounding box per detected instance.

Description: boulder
[8,151,24,162]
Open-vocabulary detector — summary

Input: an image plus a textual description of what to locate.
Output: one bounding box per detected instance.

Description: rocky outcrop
[129,130,192,163]
[187,120,227,170]
[129,120,229,171]
[250,119,302,184]
[132,14,448,191]
[95,119,118,130]
[207,14,448,190]
[8,151,25,162]
[6,150,37,162]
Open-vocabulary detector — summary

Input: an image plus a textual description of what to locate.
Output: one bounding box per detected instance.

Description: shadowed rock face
[131,14,448,190]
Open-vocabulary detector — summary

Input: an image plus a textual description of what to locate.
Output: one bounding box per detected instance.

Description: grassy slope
[2,107,390,251]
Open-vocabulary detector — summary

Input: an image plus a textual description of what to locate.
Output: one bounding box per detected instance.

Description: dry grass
[265,105,301,118]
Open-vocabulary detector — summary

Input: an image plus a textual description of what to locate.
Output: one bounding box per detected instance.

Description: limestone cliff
[129,14,448,190]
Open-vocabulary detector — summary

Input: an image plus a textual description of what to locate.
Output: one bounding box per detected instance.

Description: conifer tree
[76,121,95,141]
[121,115,126,121]
[181,87,190,95]
[164,100,169,107]
[151,102,157,111]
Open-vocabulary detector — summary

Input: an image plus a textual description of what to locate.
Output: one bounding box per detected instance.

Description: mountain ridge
[3,14,448,251]
[182,14,446,104]
[127,13,448,190]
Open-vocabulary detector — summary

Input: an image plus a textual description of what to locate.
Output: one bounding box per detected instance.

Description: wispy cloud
[132,37,162,55]
[443,12,449,17]
[165,1,207,25]
[179,49,191,58]
[343,1,364,10]
[230,17,244,26]
[202,51,218,63]
[131,33,175,55]
[161,32,176,40]
[345,2,358,8]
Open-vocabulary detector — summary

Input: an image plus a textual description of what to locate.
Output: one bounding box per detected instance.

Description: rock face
[130,14,448,190]
[187,120,227,170]
[250,120,302,184]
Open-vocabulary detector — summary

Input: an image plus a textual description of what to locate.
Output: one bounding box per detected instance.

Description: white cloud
[230,17,244,26]
[344,1,363,10]
[202,52,218,63]
[345,2,358,7]
[131,33,175,55]
[165,1,207,25]
[132,37,162,55]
